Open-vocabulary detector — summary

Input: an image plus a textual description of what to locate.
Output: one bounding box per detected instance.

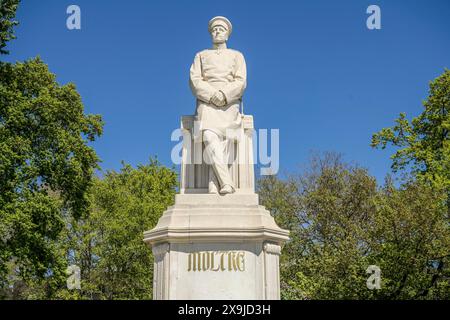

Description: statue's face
[210,25,229,44]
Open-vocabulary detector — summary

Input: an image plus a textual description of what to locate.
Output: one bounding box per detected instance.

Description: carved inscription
[187,251,245,272]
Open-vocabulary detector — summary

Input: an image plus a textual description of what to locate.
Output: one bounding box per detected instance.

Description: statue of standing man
[189,16,247,194]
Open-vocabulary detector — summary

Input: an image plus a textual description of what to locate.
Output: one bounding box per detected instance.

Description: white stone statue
[189,16,247,195]
[144,17,289,300]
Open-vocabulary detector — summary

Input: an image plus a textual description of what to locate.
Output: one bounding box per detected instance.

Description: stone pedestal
[143,193,289,300]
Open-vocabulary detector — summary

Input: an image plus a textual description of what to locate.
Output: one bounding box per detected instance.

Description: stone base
[144,193,289,300]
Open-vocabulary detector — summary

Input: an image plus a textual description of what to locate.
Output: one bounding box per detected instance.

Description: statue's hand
[210,91,227,107]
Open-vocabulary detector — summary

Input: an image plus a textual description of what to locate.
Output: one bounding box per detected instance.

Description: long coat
[189,48,247,138]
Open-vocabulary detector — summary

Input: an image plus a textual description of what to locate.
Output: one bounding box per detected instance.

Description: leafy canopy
[372,69,450,192]
[0,57,103,290]
[259,153,450,300]
[45,159,177,300]
[0,0,20,55]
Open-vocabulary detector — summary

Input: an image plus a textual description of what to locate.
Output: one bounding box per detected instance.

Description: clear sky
[4,0,450,183]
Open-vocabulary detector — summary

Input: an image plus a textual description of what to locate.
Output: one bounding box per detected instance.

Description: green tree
[370,179,450,299]
[371,69,450,194]
[0,57,103,296]
[0,0,20,55]
[258,153,450,299]
[369,69,450,298]
[50,159,177,300]
[259,153,379,299]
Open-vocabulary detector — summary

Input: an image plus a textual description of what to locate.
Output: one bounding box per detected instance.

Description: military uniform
[189,48,247,138]
[188,16,247,193]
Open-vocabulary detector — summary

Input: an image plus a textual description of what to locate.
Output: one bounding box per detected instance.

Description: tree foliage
[49,159,176,300]
[372,69,450,193]
[0,0,20,55]
[258,153,450,299]
[0,57,103,294]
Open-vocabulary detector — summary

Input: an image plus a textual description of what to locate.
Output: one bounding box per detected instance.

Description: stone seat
[180,114,255,194]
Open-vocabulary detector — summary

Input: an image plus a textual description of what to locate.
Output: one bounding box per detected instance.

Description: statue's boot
[219,184,235,194]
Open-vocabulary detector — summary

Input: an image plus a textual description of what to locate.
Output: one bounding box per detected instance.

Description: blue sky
[4,0,450,183]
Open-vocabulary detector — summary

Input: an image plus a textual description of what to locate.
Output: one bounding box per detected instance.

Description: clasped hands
[210,91,227,107]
